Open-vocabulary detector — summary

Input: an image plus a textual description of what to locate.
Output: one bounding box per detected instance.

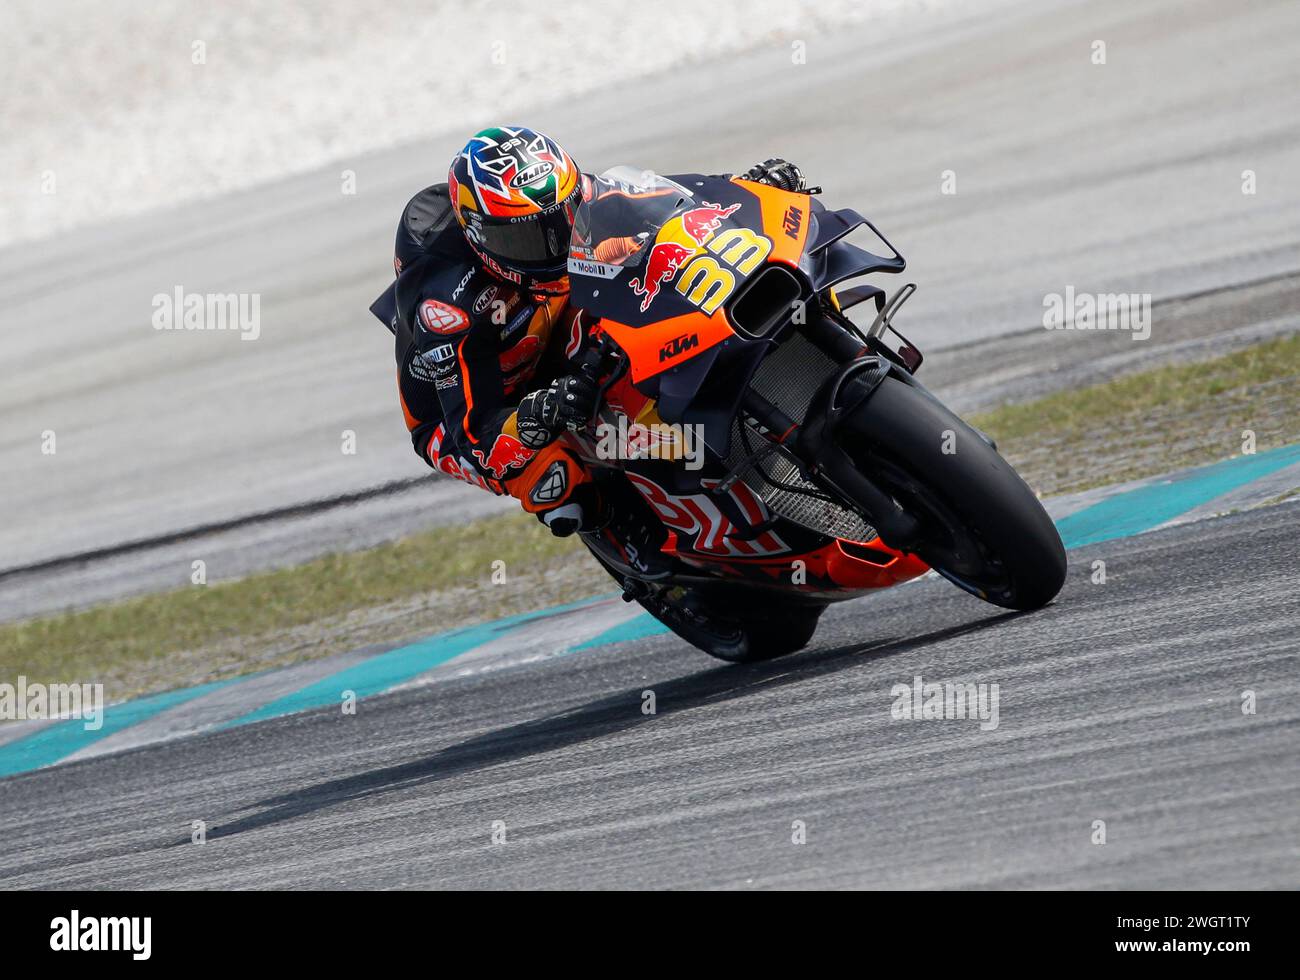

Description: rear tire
[837,377,1066,610]
[630,586,826,663]
[689,592,825,663]
[741,609,823,661]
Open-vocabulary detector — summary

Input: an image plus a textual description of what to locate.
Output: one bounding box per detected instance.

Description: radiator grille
[722,330,877,542]
[747,330,839,424]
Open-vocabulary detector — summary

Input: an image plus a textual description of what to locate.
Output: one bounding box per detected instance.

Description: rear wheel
[836,377,1066,610]
[640,587,826,664]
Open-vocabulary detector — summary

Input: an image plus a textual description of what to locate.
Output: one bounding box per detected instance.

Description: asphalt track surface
[1,503,1296,889]
[2,0,1298,890]
[3,0,1299,603]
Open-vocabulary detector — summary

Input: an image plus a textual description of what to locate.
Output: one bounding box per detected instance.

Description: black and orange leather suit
[374,183,592,516]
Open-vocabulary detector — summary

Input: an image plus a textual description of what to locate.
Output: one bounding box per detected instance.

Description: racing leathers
[377,182,597,528]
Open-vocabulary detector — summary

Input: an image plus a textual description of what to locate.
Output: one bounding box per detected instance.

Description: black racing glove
[515,374,599,448]
[743,158,806,192]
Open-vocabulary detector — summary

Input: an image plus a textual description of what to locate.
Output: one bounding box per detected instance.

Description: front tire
[836,377,1066,610]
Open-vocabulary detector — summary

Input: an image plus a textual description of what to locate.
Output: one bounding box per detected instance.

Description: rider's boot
[586,498,674,582]
[506,442,674,580]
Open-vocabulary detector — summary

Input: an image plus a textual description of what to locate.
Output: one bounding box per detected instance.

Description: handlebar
[571,335,623,431]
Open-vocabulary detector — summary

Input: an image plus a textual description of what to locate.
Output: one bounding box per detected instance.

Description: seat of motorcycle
[369,183,458,335]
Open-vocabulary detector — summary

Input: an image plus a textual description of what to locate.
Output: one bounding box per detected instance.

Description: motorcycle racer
[375,124,804,577]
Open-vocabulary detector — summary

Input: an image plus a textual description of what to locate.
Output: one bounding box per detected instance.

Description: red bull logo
[680,201,741,245]
[427,423,493,491]
[626,200,742,312]
[472,432,533,478]
[627,241,694,312]
[499,333,541,375]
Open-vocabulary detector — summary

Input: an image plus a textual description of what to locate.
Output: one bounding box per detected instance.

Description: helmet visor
[470,189,580,270]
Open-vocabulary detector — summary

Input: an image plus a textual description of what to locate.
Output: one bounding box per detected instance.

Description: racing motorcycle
[557,167,1067,663]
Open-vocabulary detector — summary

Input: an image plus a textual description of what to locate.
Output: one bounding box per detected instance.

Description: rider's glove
[743,158,806,192]
[515,374,599,448]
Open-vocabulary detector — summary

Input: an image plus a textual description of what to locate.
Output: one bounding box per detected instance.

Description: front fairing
[568,168,818,457]
[563,172,932,591]
[568,167,816,329]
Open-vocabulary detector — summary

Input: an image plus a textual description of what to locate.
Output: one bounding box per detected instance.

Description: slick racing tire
[837,377,1066,611]
[640,587,825,664]
[583,542,825,663]
[735,607,824,662]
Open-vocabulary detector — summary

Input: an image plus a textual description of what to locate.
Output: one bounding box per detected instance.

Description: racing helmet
[449,126,581,296]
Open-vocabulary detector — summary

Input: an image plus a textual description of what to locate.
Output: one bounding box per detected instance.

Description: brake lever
[568,338,622,435]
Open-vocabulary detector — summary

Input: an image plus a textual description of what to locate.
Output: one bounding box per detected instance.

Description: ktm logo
[782,205,803,240]
[659,333,699,362]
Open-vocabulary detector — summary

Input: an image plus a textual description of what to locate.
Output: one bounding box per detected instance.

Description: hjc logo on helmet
[510,161,555,188]
[449,126,580,295]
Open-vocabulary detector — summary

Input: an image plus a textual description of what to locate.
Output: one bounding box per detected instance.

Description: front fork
[774,307,928,552]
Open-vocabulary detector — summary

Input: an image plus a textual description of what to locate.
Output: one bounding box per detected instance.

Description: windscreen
[568,166,696,277]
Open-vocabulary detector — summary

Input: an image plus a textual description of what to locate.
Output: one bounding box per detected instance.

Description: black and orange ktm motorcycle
[558,167,1066,662]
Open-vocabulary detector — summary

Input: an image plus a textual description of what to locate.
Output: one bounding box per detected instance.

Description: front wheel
[835,377,1066,610]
